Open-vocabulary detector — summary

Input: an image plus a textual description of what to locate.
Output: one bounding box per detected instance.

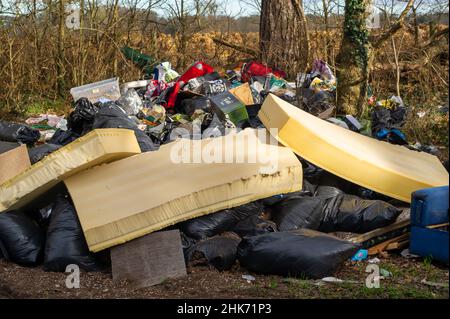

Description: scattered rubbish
[368,257,380,264]
[380,268,392,278]
[44,193,101,272]
[400,249,420,259]
[0,129,141,211]
[320,277,358,284]
[0,142,31,184]
[352,249,369,261]
[117,88,144,116]
[242,274,256,283]
[0,210,44,265]
[237,229,360,279]
[258,94,449,203]
[371,96,408,145]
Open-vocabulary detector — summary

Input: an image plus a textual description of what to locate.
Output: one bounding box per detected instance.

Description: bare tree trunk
[56,0,66,98]
[259,0,310,79]
[336,0,371,116]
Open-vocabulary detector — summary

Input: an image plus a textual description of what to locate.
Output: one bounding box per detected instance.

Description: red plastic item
[166,61,215,109]
[241,61,286,83]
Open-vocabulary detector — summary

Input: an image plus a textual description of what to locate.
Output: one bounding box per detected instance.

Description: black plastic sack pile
[67,98,98,135]
[91,102,158,152]
[28,143,62,164]
[237,229,360,279]
[0,121,40,146]
[0,210,45,265]
[232,214,277,238]
[185,233,241,271]
[271,186,401,234]
[319,194,402,233]
[43,194,101,272]
[179,202,264,240]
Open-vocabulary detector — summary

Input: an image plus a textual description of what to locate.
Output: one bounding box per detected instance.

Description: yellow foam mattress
[65,128,302,252]
[258,94,449,203]
[0,129,141,211]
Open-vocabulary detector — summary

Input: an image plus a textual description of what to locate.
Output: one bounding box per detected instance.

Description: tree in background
[259,0,310,79]
[336,0,414,115]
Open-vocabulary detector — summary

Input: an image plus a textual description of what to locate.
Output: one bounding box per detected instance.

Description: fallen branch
[212,38,258,56]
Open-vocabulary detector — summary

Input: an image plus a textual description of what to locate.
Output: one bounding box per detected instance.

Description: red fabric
[241,61,286,83]
[166,61,215,109]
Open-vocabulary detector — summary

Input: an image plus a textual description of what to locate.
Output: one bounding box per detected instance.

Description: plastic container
[120,80,152,95]
[70,78,120,103]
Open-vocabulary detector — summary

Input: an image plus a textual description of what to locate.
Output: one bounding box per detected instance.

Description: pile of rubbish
[0,57,448,286]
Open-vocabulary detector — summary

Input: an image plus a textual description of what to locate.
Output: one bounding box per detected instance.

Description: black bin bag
[232,214,277,238]
[92,102,158,152]
[44,194,101,272]
[28,143,62,164]
[185,234,241,271]
[179,201,263,240]
[271,196,325,231]
[319,194,402,233]
[0,210,45,265]
[237,229,360,279]
[0,121,40,146]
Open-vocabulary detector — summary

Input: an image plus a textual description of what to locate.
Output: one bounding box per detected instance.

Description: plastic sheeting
[259,94,449,203]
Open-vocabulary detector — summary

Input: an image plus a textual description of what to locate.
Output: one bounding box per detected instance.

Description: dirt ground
[0,253,448,299]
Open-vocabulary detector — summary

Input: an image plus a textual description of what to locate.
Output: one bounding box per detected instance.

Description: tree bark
[336,0,371,116]
[259,0,309,79]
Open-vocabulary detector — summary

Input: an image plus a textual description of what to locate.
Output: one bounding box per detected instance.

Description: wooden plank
[427,223,449,229]
[386,240,410,251]
[111,230,187,289]
[349,219,410,244]
[368,233,410,255]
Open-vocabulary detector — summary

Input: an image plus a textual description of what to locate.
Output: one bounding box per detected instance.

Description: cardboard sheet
[0,143,31,185]
[229,83,255,106]
[258,94,449,203]
[0,129,141,211]
[65,128,302,252]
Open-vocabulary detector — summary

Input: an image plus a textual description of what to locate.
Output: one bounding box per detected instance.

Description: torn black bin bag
[48,129,80,146]
[237,229,360,279]
[0,210,45,265]
[318,194,402,233]
[91,102,158,152]
[185,234,241,271]
[179,201,264,240]
[44,194,101,272]
[28,143,62,164]
[271,196,325,231]
[232,214,277,238]
[0,121,40,146]
[68,98,98,135]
